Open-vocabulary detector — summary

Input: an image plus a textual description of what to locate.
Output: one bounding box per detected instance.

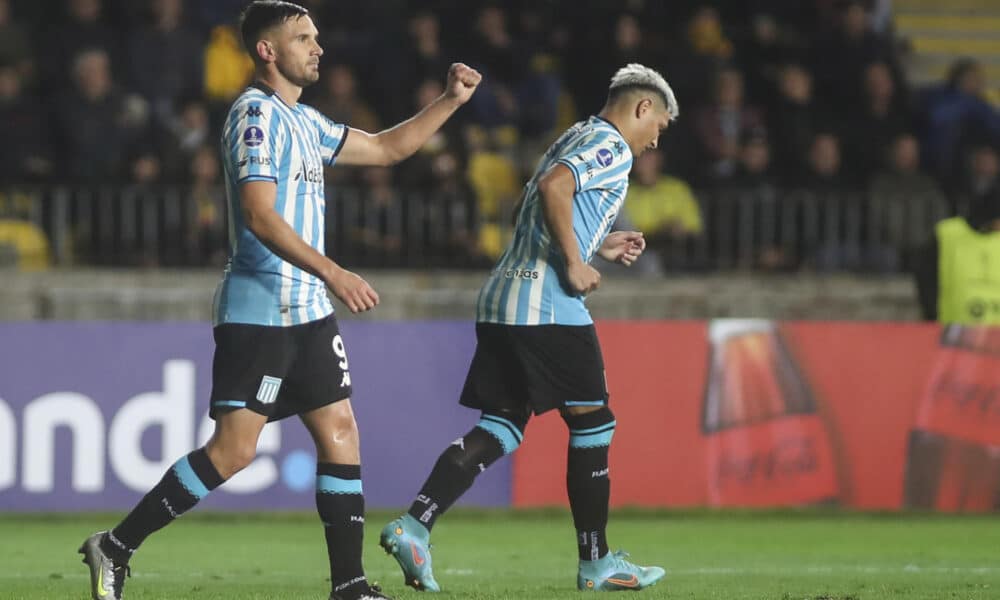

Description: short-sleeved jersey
[476,116,633,325]
[214,83,349,327]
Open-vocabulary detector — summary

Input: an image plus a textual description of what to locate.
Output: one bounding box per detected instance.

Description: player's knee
[206,440,258,478]
[475,411,527,456]
[563,407,616,449]
[328,411,360,445]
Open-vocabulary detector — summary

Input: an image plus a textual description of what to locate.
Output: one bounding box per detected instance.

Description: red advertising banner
[512,321,999,511]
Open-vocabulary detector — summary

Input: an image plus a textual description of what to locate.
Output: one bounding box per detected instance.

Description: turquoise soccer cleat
[577,550,666,592]
[379,515,441,592]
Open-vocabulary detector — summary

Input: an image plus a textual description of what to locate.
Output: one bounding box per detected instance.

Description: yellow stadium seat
[0,219,51,271]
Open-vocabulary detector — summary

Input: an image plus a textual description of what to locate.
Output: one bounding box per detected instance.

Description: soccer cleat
[379,515,440,592]
[78,531,130,600]
[577,550,665,592]
[330,582,393,600]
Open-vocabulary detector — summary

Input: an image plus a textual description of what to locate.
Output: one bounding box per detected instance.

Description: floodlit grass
[2,509,998,599]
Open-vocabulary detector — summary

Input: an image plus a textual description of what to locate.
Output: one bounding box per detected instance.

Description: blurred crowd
[1,0,999,270]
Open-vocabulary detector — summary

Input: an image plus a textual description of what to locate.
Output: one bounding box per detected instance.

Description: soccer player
[78,2,480,600]
[379,63,677,593]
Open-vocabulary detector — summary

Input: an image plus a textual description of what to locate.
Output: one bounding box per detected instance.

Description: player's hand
[327,267,380,313]
[566,261,601,295]
[599,231,645,266]
[444,63,482,105]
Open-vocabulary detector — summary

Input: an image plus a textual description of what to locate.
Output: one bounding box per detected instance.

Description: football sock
[407,411,526,531]
[103,447,224,564]
[564,408,616,561]
[316,463,367,599]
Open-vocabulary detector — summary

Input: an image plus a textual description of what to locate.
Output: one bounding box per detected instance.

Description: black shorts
[459,323,608,416]
[209,314,353,422]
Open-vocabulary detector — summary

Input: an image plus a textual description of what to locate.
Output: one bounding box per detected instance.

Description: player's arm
[240,181,379,313]
[336,63,481,166]
[537,164,601,294]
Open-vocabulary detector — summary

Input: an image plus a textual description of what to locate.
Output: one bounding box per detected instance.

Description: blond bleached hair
[608,63,679,120]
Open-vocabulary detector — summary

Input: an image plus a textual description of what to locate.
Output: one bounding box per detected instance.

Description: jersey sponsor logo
[237,155,272,168]
[245,105,263,118]
[256,375,282,404]
[294,159,323,183]
[596,148,614,167]
[504,268,539,280]
[243,126,265,147]
[613,140,626,155]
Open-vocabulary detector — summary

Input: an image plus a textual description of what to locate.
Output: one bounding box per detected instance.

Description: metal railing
[0,184,965,272]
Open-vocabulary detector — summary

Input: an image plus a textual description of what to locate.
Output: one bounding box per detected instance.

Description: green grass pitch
[2,509,998,599]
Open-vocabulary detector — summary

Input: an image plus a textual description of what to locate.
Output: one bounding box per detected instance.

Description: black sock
[316,463,367,599]
[102,447,224,564]
[564,408,616,562]
[408,412,524,531]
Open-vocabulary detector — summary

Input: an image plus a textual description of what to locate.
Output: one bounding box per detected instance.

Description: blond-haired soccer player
[380,64,677,593]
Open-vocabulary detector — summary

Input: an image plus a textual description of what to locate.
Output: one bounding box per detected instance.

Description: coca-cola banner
[0,322,511,511]
[514,320,1000,512]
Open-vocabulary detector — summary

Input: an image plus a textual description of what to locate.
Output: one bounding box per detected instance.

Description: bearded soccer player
[380,63,677,593]
[78,2,480,599]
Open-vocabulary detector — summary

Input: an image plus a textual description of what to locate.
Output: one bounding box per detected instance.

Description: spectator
[423,148,489,268]
[717,132,791,270]
[40,0,120,93]
[350,166,403,266]
[156,96,212,183]
[693,67,766,181]
[310,63,380,134]
[51,47,148,183]
[126,0,203,122]
[810,0,902,117]
[736,12,807,106]
[0,0,34,82]
[794,132,863,270]
[0,62,52,181]
[920,58,1000,182]
[202,24,254,107]
[464,5,524,134]
[869,134,949,269]
[951,144,1000,215]
[843,61,915,182]
[768,63,828,184]
[389,10,452,121]
[619,148,703,275]
[664,5,734,107]
[184,144,226,267]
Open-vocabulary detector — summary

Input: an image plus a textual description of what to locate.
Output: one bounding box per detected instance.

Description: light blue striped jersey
[476,116,633,325]
[214,83,348,327]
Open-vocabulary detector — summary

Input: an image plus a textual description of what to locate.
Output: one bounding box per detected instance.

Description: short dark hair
[239,1,309,59]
